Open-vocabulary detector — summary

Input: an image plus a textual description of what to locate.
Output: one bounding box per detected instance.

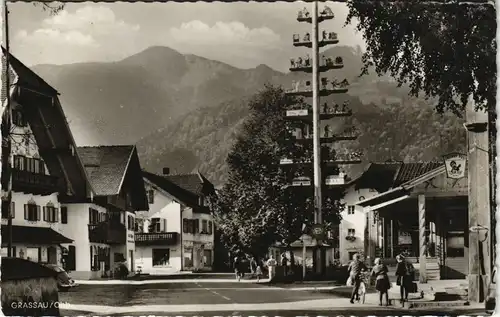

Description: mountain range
[32,45,466,185]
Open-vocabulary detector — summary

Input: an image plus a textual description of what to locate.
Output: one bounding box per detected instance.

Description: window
[183,219,189,233]
[12,110,26,127]
[127,215,134,230]
[61,207,68,224]
[347,205,355,215]
[208,220,213,235]
[13,155,46,175]
[203,249,212,266]
[150,218,161,233]
[193,219,199,234]
[24,204,40,221]
[1,202,15,219]
[43,206,58,223]
[348,228,356,237]
[201,219,208,233]
[147,190,154,204]
[152,249,170,267]
[89,208,100,224]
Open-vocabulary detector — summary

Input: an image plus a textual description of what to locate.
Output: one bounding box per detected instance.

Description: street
[58,280,490,316]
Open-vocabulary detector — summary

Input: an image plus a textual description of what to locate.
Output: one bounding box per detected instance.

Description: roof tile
[77,145,134,196]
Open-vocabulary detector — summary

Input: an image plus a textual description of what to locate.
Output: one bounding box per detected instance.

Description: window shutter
[39,160,45,175]
[61,207,67,224]
[88,209,92,224]
[183,219,188,233]
[37,205,41,221]
[43,206,47,222]
[55,208,59,222]
[162,219,167,232]
[10,202,15,219]
[90,246,93,269]
[208,221,213,235]
[24,204,28,220]
[22,156,27,171]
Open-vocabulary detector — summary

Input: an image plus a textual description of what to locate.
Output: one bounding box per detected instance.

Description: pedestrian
[266,255,277,281]
[250,256,257,275]
[371,258,391,306]
[281,253,289,276]
[255,263,263,282]
[233,256,243,282]
[395,254,414,306]
[347,253,367,304]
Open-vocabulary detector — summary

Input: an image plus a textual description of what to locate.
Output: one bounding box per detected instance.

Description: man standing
[266,255,277,281]
[348,253,367,304]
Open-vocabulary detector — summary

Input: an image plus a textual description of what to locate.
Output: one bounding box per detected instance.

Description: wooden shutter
[10,202,15,219]
[90,246,93,270]
[88,208,92,224]
[195,219,199,234]
[208,220,213,235]
[162,219,167,232]
[39,160,45,175]
[24,204,28,220]
[36,205,41,221]
[183,219,188,233]
[55,208,59,222]
[43,206,47,222]
[61,207,67,224]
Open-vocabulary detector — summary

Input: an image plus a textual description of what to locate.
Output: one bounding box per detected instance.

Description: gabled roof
[143,170,214,208]
[353,161,444,192]
[77,145,135,196]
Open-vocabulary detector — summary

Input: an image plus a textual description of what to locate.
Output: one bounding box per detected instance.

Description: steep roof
[143,171,214,207]
[354,161,444,191]
[77,145,134,196]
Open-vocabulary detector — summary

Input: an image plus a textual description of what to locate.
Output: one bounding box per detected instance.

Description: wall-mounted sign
[286,109,308,117]
[280,158,293,164]
[443,153,467,179]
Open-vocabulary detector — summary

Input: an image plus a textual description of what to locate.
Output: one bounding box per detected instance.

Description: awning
[1,225,73,245]
[356,187,411,208]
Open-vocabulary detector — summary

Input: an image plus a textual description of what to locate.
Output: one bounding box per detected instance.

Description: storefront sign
[443,153,467,179]
[325,174,345,185]
[398,231,412,244]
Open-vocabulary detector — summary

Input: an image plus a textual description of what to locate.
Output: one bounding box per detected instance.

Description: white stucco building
[1,50,149,280]
[135,171,216,274]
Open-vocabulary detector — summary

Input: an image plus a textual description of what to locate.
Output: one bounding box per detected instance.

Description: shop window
[203,249,212,266]
[152,249,170,266]
[184,249,193,267]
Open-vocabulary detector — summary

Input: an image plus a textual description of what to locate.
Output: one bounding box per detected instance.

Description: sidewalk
[74,278,265,285]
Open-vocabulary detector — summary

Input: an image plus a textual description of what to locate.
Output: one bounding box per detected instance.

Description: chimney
[162,167,170,175]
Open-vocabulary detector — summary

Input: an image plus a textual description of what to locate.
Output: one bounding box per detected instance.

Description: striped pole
[418,194,427,283]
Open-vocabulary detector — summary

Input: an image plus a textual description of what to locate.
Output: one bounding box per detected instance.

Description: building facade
[1,49,91,269]
[135,171,216,274]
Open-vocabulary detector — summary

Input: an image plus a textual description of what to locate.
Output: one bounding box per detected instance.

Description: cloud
[13,6,141,65]
[169,20,281,48]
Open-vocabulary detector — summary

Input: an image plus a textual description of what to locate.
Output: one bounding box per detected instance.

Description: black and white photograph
[0,0,497,316]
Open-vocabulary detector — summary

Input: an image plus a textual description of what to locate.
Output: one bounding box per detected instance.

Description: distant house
[75,145,149,278]
[0,49,91,268]
[135,170,216,274]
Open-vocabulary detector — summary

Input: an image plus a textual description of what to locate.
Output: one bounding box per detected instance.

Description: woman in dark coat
[395,254,414,305]
[371,258,391,306]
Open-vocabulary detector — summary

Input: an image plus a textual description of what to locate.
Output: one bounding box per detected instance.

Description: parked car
[485,266,496,314]
[43,264,78,291]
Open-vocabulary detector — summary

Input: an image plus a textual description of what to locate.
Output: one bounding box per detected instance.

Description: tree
[346,0,496,115]
[210,85,344,258]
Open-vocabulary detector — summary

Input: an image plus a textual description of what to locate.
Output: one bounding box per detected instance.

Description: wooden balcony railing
[88,221,126,245]
[12,169,60,194]
[135,232,178,246]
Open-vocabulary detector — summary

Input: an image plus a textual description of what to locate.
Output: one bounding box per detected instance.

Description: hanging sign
[398,231,412,244]
[443,153,467,179]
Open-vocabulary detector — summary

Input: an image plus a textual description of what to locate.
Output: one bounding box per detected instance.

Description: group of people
[290,55,343,70]
[322,101,350,114]
[347,253,416,307]
[233,255,283,282]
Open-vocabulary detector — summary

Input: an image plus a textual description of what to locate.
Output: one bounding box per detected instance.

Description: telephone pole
[283,2,361,275]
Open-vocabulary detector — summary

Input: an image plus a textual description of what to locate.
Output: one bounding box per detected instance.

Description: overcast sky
[8,2,365,72]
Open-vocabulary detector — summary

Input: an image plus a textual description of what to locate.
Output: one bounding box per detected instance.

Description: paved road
[59,281,335,306]
[59,280,490,316]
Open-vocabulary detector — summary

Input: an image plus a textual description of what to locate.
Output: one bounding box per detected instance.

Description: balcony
[88,221,126,245]
[292,32,339,48]
[135,232,178,246]
[12,169,60,195]
[297,7,334,23]
[290,56,344,73]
